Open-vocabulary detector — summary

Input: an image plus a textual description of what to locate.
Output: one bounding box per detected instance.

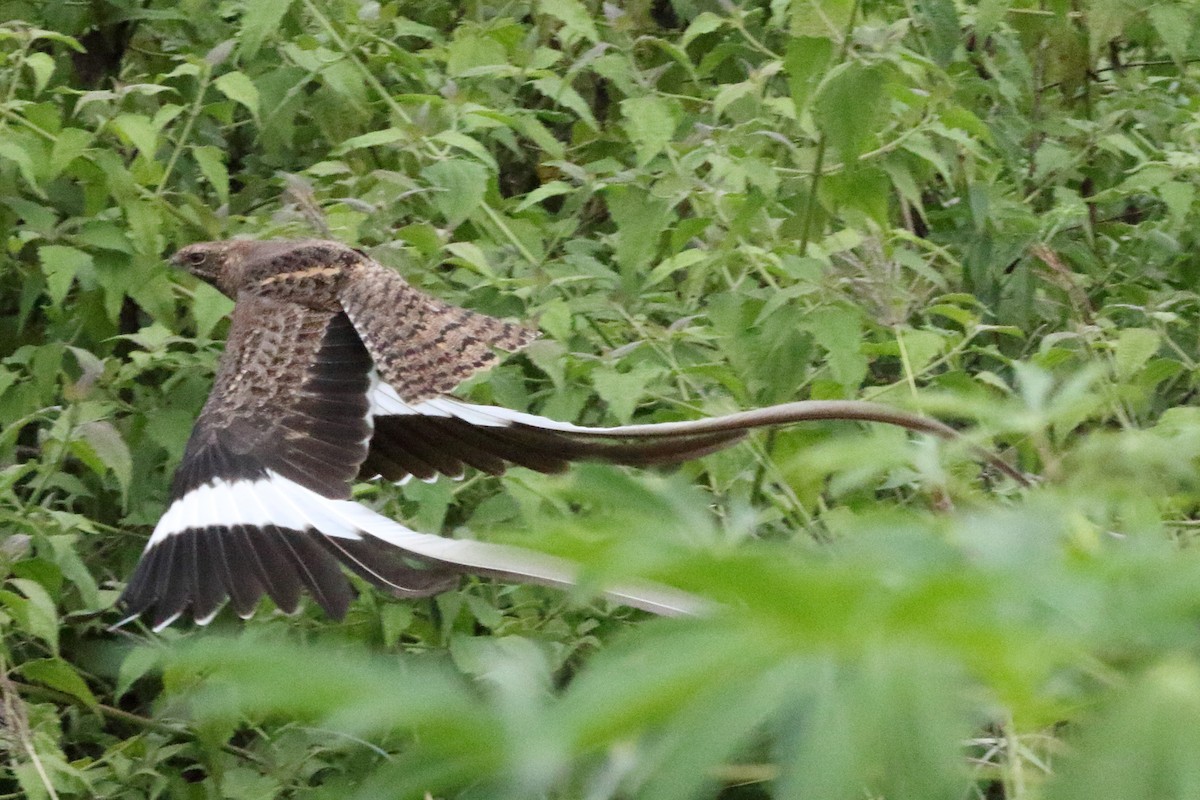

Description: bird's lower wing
[119,465,706,630]
[119,301,465,629]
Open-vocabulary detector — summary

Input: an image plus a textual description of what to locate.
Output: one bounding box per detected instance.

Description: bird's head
[170,239,362,300]
[170,244,235,291]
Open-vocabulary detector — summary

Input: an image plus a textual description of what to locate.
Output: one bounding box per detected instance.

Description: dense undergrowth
[4,0,1200,797]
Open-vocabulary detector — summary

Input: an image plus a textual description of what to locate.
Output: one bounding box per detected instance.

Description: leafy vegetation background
[3,0,1200,797]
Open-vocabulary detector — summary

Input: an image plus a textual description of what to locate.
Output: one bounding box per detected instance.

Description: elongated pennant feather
[118,239,1024,629]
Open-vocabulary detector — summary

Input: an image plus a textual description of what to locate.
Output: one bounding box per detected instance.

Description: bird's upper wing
[340,260,748,482]
[338,261,1026,485]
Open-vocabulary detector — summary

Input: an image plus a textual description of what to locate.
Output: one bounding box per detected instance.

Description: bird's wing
[118,293,463,629]
[339,259,539,403]
[339,261,749,481]
[338,261,1007,484]
[119,291,707,629]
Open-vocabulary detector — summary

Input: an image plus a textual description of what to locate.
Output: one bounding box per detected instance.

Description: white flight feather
[147,470,710,617]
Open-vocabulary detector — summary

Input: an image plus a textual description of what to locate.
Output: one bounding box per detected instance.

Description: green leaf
[192,144,229,203]
[432,130,498,170]
[0,139,46,197]
[803,307,868,391]
[1148,5,1192,69]
[605,185,672,278]
[110,113,160,159]
[621,95,678,166]
[814,63,886,166]
[422,159,489,226]
[2,578,59,653]
[21,658,99,710]
[116,647,162,700]
[591,363,662,424]
[335,127,408,154]
[77,420,133,500]
[1114,328,1160,381]
[514,180,574,213]
[446,33,508,76]
[444,241,494,277]
[915,0,961,66]
[240,0,294,57]
[214,71,261,121]
[1047,658,1200,800]
[784,36,834,113]
[48,127,93,177]
[537,0,599,45]
[24,51,56,95]
[191,281,234,339]
[644,249,708,289]
[39,245,93,305]
[530,75,598,128]
[681,12,727,47]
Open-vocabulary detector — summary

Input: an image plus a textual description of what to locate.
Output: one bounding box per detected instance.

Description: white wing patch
[149,469,708,617]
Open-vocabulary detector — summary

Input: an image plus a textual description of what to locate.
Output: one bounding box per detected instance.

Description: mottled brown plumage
[118,238,1027,629]
[175,239,537,402]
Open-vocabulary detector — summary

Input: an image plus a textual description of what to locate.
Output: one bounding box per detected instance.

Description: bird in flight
[118,239,1024,630]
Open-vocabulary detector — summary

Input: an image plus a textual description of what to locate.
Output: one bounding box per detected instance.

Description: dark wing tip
[118,525,357,628]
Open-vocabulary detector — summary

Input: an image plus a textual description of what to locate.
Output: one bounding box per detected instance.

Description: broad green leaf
[77,420,133,500]
[1047,658,1200,800]
[1114,328,1160,381]
[444,241,494,277]
[2,578,59,652]
[530,75,598,128]
[0,140,46,197]
[915,0,961,66]
[24,51,56,94]
[432,130,498,170]
[1148,5,1191,69]
[605,185,672,277]
[110,113,160,159]
[898,328,945,374]
[446,34,507,76]
[814,63,886,166]
[48,127,93,177]
[784,36,833,113]
[191,144,229,203]
[39,245,93,305]
[21,658,99,709]
[240,0,294,57]
[681,11,727,47]
[591,363,662,424]
[1157,180,1194,230]
[621,95,678,166]
[712,81,756,119]
[191,280,234,339]
[116,647,162,700]
[644,249,707,289]
[803,307,868,391]
[422,159,489,226]
[537,0,599,45]
[514,180,573,212]
[335,127,408,153]
[214,71,260,120]
[789,0,857,37]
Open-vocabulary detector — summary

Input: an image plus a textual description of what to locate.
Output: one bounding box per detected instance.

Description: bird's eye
[186,251,207,266]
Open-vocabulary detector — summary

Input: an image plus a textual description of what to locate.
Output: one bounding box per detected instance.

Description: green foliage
[3,0,1200,796]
